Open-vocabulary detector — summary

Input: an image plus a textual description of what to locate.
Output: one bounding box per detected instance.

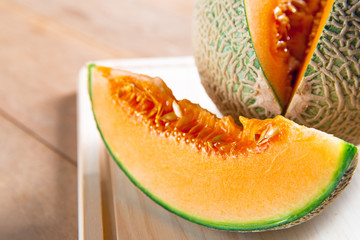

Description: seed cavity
[160,112,178,122]
[172,101,182,118]
[109,74,284,157]
[212,135,223,143]
[273,0,326,88]
[257,126,280,145]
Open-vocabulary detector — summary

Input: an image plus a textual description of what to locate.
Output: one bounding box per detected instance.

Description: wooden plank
[0,114,77,240]
[2,0,194,57]
[0,0,194,163]
[0,3,115,163]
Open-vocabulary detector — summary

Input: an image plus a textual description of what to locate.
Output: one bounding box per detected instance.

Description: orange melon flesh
[89,65,356,230]
[244,0,332,107]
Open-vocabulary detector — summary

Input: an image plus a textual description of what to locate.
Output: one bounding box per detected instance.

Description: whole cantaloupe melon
[193,0,360,144]
[89,64,358,231]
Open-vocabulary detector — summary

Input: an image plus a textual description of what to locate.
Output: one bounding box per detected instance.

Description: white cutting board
[77,57,360,240]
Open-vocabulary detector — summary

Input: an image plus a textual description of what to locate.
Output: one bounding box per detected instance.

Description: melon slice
[88,64,358,231]
[193,0,360,144]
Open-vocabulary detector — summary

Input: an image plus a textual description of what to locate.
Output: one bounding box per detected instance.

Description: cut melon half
[193,0,360,144]
[88,64,358,231]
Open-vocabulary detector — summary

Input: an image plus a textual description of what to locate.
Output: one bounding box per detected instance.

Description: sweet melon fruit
[193,0,360,144]
[88,64,358,231]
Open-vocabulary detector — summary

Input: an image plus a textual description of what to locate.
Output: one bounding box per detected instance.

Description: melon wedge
[88,64,358,231]
[193,0,360,144]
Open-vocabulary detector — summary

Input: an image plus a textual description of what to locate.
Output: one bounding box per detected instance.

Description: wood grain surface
[0,0,193,239]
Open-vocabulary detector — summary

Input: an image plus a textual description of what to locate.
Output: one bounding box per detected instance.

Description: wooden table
[0,1,193,239]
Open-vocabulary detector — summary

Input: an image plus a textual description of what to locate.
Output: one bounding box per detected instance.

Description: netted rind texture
[193,0,281,121]
[284,0,360,145]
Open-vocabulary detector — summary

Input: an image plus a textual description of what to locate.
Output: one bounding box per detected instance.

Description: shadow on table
[56,92,78,163]
[54,92,78,238]
[0,93,78,240]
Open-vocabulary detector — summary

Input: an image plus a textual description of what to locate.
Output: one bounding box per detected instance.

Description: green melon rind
[88,63,358,231]
[285,0,360,145]
[194,0,360,145]
[193,0,282,121]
